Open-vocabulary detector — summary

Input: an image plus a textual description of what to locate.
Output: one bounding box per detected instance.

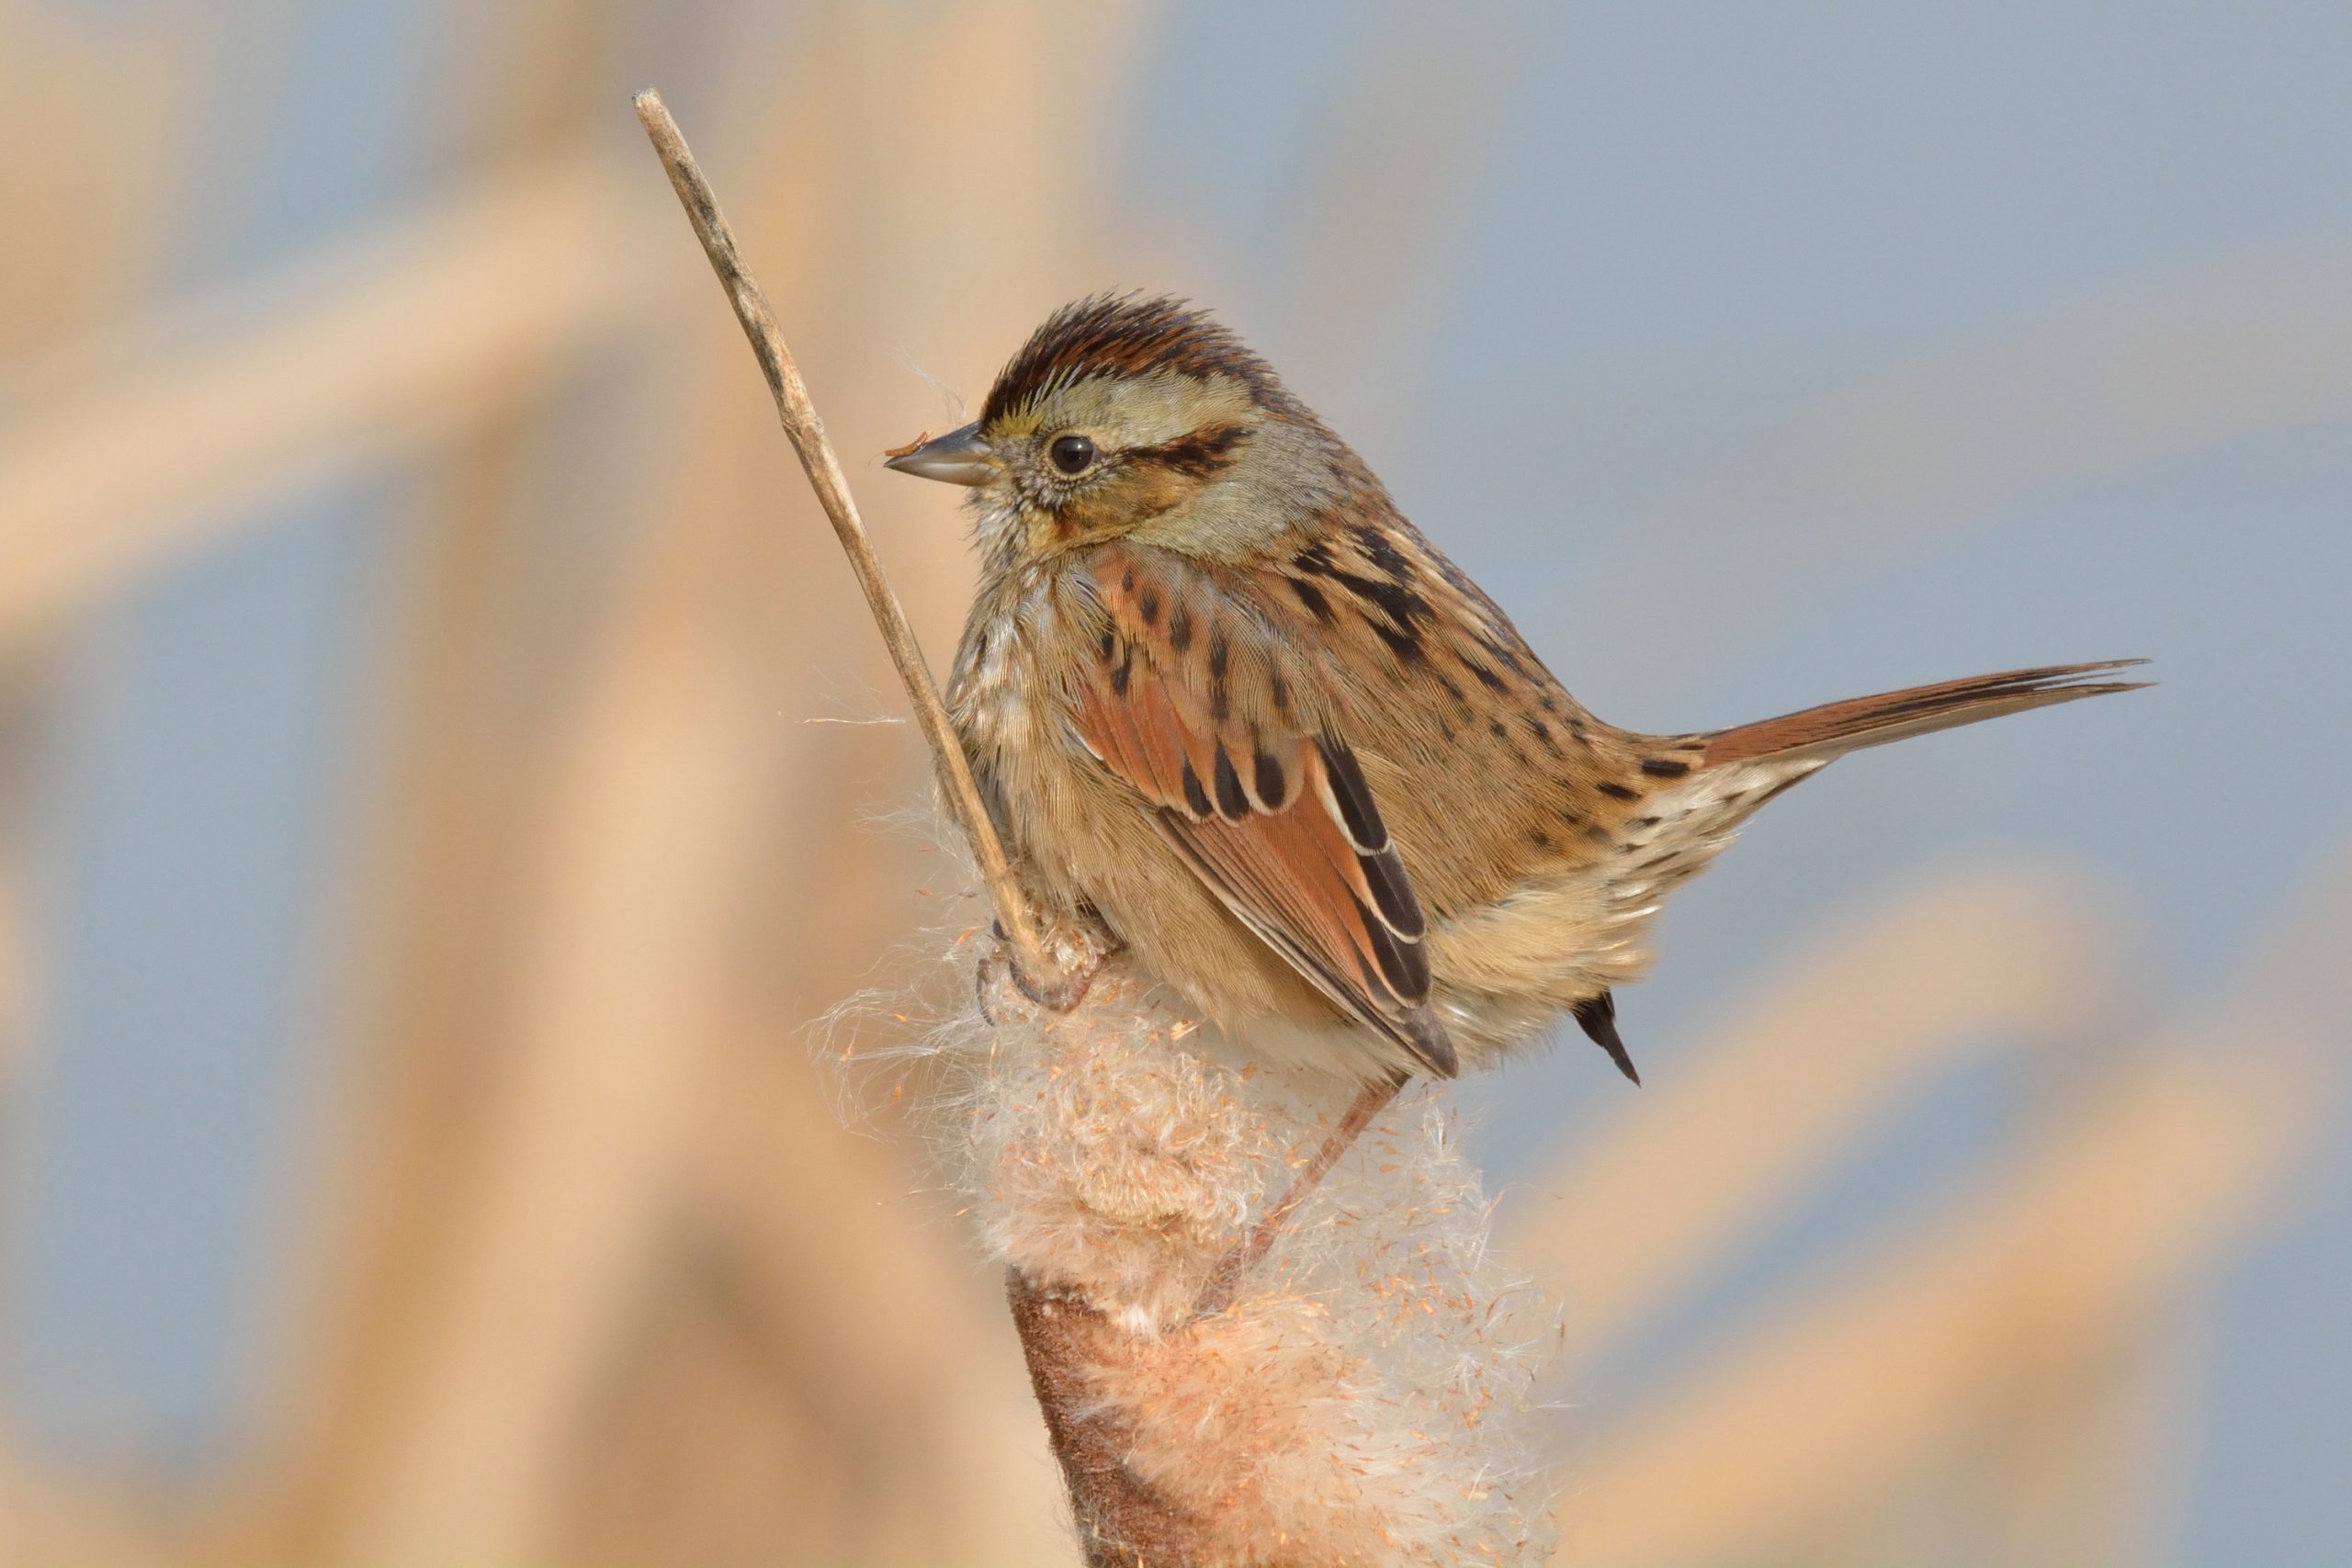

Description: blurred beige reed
[3,7,2341,1564]
[631,89,1557,1565]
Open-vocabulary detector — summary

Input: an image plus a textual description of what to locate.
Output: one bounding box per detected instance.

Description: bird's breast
[947,570,1059,816]
[946,565,1123,911]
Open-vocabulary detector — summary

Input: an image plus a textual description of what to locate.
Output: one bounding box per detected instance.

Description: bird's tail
[1701,660,2150,768]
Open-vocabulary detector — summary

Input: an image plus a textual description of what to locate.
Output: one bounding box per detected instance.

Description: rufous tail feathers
[1702,660,2150,768]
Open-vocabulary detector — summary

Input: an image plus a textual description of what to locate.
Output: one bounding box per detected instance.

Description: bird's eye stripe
[1125,422,1251,478]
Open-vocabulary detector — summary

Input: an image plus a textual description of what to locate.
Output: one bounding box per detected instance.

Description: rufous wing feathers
[1070,545,1459,1077]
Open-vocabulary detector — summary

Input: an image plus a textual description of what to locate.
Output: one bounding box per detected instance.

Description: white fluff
[831,903,1561,1565]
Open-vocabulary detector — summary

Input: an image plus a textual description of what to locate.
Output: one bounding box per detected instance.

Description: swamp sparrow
[888,296,2143,1082]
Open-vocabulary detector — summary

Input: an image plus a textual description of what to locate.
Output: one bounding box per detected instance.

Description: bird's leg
[1192,1071,1406,1319]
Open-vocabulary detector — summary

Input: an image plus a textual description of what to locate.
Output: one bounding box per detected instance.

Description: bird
[886,294,2144,1086]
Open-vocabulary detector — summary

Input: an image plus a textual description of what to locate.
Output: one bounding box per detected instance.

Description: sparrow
[888,295,2144,1084]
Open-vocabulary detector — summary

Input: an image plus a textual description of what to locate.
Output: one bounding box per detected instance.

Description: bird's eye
[1048,434,1097,475]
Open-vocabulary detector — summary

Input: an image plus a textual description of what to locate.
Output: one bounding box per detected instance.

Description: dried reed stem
[630,88,1056,992]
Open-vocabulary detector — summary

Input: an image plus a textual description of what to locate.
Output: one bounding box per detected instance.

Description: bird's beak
[883,421,998,486]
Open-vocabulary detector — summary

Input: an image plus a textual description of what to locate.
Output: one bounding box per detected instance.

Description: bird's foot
[978,919,1114,1021]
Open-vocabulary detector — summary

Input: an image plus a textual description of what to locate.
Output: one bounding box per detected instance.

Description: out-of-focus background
[2,2,2346,1563]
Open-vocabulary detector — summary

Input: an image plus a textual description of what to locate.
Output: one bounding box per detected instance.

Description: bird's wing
[1066,543,1456,1077]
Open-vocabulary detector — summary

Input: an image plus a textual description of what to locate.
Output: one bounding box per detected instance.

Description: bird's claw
[977,919,1114,1023]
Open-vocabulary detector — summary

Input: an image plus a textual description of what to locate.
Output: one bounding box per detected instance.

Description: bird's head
[887,294,1351,560]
